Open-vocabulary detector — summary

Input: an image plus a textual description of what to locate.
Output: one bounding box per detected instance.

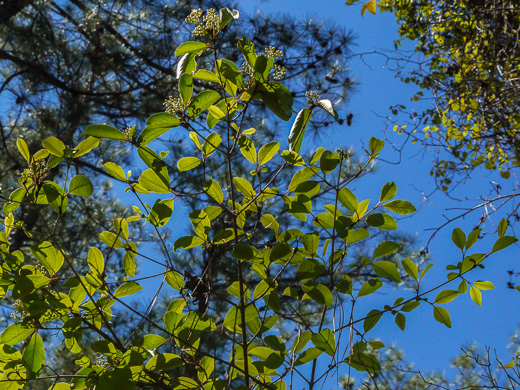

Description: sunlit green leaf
[84,124,126,141]
[433,306,452,328]
[69,175,93,197]
[175,41,208,56]
[114,282,142,298]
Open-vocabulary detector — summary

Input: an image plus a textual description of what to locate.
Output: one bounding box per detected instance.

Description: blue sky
[237,0,520,378]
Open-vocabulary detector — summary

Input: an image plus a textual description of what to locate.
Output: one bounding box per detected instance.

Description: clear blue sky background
[235,0,520,379]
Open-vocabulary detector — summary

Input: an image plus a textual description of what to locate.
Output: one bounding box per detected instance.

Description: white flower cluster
[265,46,283,60]
[185,8,220,37]
[273,64,287,80]
[164,96,183,115]
[11,299,27,320]
[305,90,321,104]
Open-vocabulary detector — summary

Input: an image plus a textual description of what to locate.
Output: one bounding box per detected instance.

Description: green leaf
[49,384,71,390]
[335,275,353,295]
[149,199,174,227]
[383,200,416,215]
[258,81,293,121]
[451,228,466,250]
[288,108,313,153]
[368,137,384,155]
[253,54,274,82]
[175,41,208,56]
[204,180,224,204]
[237,37,257,68]
[292,331,312,354]
[42,136,67,157]
[84,124,126,141]
[176,52,198,78]
[458,280,468,294]
[188,91,220,119]
[114,282,142,298]
[401,258,418,280]
[466,229,482,250]
[193,69,221,83]
[166,271,185,291]
[372,261,401,283]
[366,213,397,230]
[177,156,201,172]
[4,187,25,214]
[345,228,369,245]
[0,324,34,346]
[174,235,205,252]
[288,167,319,192]
[435,289,459,304]
[369,341,385,350]
[498,218,508,238]
[234,177,255,198]
[363,309,383,332]
[316,99,338,121]
[179,74,193,105]
[474,280,494,290]
[28,181,68,214]
[146,353,183,371]
[310,147,324,165]
[433,306,452,328]
[31,241,63,276]
[74,137,100,158]
[223,305,258,328]
[294,347,322,366]
[22,333,45,375]
[216,59,244,95]
[203,133,222,157]
[402,301,420,312]
[233,244,262,262]
[138,334,167,351]
[320,151,340,174]
[281,150,305,166]
[238,136,257,165]
[302,283,333,306]
[395,313,406,331]
[139,169,171,193]
[492,236,518,252]
[298,258,326,283]
[17,138,30,162]
[103,162,127,181]
[420,263,434,280]
[470,286,482,306]
[88,247,105,274]
[345,352,381,374]
[68,175,93,197]
[138,113,180,146]
[123,253,136,277]
[338,187,358,213]
[358,279,383,297]
[311,329,336,356]
[380,182,397,202]
[372,241,400,258]
[258,142,280,166]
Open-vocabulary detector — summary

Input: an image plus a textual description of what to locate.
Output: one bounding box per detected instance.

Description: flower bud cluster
[11,299,27,320]
[305,90,321,104]
[164,96,183,115]
[265,46,283,60]
[273,64,287,80]
[185,8,219,37]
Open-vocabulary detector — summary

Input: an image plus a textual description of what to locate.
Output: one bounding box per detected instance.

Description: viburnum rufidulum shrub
[0,8,515,390]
